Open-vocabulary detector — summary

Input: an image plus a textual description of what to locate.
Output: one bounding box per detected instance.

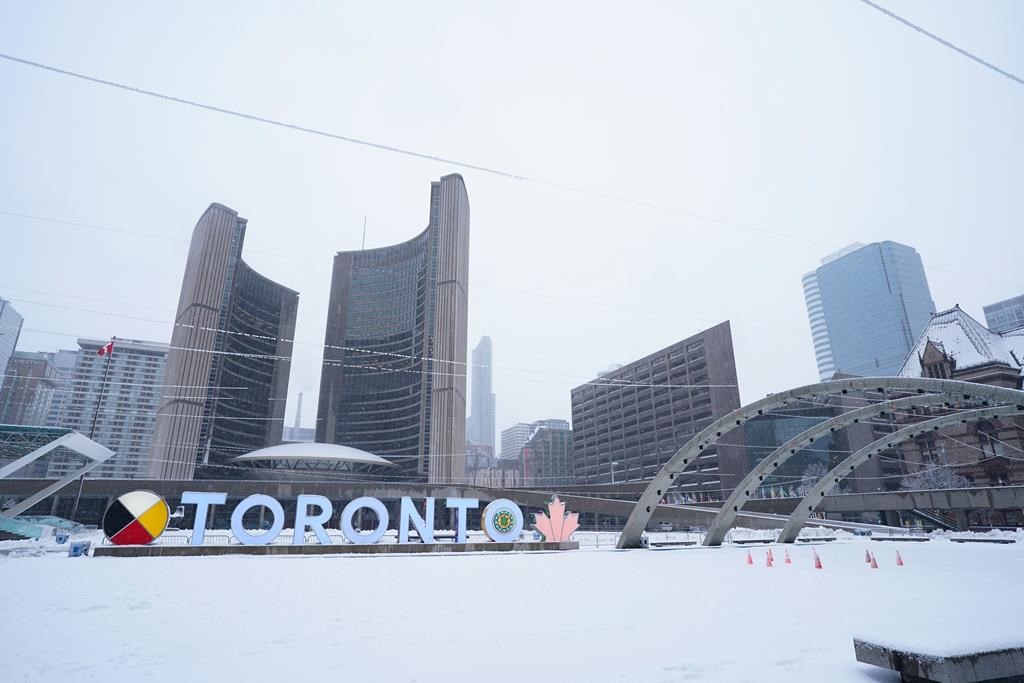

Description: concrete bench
[647,540,697,548]
[795,536,837,543]
[872,535,930,542]
[950,537,1017,544]
[854,638,1024,682]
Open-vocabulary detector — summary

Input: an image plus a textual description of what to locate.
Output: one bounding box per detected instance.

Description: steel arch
[776,405,1024,543]
[616,378,1024,549]
[701,393,957,546]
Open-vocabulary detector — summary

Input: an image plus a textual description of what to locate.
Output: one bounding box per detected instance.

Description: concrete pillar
[883,510,901,528]
[49,495,60,515]
[955,510,969,531]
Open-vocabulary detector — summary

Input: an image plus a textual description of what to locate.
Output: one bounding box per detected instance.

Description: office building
[0,298,24,392]
[317,175,470,483]
[150,203,299,480]
[983,294,1024,333]
[570,322,742,494]
[521,422,574,487]
[42,349,79,427]
[0,352,58,426]
[465,336,496,456]
[802,241,935,380]
[54,338,168,479]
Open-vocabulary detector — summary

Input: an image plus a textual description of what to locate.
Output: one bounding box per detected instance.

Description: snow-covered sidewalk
[2,536,1022,682]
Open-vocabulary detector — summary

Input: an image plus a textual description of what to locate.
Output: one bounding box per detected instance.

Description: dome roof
[233,442,397,468]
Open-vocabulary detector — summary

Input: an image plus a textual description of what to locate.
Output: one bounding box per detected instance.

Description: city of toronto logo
[532,497,579,542]
[102,490,170,545]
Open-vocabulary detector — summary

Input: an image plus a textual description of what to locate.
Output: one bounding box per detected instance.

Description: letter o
[482,499,524,543]
[341,497,390,545]
[230,494,285,546]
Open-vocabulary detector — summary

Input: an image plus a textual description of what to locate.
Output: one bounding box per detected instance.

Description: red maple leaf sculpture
[532,497,579,542]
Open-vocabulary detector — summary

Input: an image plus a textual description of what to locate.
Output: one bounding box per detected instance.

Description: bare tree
[900,467,971,491]
[796,462,834,497]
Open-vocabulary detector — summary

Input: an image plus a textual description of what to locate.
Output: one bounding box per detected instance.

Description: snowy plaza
[3,531,1023,682]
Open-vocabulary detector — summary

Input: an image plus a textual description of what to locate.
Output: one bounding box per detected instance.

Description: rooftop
[898,305,1023,377]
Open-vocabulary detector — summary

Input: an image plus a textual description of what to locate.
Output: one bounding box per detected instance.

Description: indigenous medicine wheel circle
[102,490,170,545]
[492,509,516,534]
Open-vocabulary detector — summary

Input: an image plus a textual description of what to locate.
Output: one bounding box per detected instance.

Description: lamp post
[610,460,620,484]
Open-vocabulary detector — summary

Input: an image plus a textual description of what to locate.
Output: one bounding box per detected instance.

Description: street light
[610,460,620,484]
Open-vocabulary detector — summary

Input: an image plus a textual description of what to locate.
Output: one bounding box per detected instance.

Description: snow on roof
[898,305,1023,377]
[233,442,397,467]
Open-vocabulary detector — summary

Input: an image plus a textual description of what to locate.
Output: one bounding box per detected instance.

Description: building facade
[896,306,1024,525]
[0,298,24,393]
[54,338,168,479]
[42,349,79,427]
[0,352,58,426]
[465,336,496,456]
[521,423,574,487]
[570,322,742,496]
[317,175,470,484]
[803,241,935,380]
[150,204,299,480]
[983,294,1024,333]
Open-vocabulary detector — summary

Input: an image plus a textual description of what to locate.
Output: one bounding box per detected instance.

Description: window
[976,422,1003,458]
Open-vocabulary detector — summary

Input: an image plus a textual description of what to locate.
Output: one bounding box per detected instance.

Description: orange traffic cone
[746,550,753,565]
[865,549,872,563]
[784,549,792,564]
[766,551,773,567]
[896,550,904,567]
[768,548,774,562]
[869,553,879,569]
[814,553,823,570]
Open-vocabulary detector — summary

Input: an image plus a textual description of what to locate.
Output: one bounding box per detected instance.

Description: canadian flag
[96,340,115,357]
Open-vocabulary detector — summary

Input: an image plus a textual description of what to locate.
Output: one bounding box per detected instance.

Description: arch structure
[776,405,1024,543]
[616,378,1024,549]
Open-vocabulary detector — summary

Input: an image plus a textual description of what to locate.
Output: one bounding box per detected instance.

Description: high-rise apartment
[150,204,299,480]
[0,298,24,392]
[55,338,168,479]
[465,336,496,456]
[317,175,470,483]
[983,294,1024,334]
[802,241,935,380]
[570,322,742,493]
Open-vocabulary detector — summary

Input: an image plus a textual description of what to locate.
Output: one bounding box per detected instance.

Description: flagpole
[71,337,114,522]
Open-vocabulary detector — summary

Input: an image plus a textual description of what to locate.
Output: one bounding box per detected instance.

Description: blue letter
[341,497,389,545]
[182,491,226,547]
[231,494,285,546]
[294,494,333,545]
[399,497,435,544]
[445,498,479,543]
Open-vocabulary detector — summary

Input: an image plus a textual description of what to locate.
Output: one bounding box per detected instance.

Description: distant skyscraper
[0,298,24,392]
[282,392,315,442]
[0,352,57,426]
[43,349,78,427]
[466,336,496,456]
[317,175,470,483]
[54,338,168,479]
[500,419,569,461]
[983,294,1024,334]
[150,204,299,480]
[802,241,935,380]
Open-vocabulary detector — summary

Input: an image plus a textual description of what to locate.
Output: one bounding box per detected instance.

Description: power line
[857,0,1024,87]
[0,53,837,249]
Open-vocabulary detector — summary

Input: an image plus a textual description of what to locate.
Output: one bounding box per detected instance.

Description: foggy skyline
[2,1,1021,437]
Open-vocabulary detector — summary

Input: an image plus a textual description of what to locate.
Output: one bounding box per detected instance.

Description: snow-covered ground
[2,532,1023,682]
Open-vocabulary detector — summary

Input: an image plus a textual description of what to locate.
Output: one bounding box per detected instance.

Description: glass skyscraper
[150,203,298,480]
[0,298,24,393]
[984,294,1024,333]
[317,175,470,484]
[802,241,935,380]
[465,336,495,456]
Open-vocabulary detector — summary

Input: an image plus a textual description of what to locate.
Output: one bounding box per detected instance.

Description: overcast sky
[2,1,1021,442]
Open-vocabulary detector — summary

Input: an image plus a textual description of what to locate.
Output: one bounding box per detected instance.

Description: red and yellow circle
[102,490,170,545]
